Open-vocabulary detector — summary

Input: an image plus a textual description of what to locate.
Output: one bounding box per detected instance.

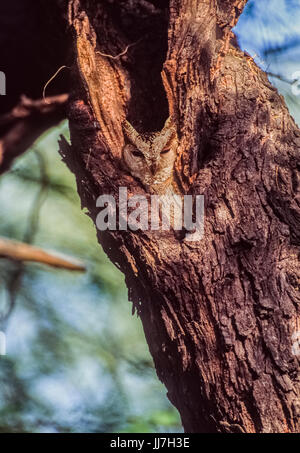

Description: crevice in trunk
[61,0,300,433]
[83,0,170,131]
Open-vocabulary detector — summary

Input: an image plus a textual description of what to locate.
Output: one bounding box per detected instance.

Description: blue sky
[235,0,300,124]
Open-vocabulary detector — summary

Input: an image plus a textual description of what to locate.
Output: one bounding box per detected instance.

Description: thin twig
[267,72,298,85]
[43,66,69,103]
[96,39,141,60]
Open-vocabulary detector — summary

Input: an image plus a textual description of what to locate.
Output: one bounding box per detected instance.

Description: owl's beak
[150,163,157,175]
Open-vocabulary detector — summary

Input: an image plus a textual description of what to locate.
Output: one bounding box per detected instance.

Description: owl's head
[122,117,177,192]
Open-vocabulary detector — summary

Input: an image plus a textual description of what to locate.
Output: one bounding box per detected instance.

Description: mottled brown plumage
[122,117,178,194]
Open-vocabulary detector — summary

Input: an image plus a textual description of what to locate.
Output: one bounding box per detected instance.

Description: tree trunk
[60,0,300,433]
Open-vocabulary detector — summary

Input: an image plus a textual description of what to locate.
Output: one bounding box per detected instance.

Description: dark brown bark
[59,0,300,433]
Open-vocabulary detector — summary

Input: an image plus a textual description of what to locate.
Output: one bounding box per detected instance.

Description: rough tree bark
[58,0,300,433]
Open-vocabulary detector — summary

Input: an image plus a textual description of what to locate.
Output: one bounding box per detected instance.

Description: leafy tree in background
[0,0,299,433]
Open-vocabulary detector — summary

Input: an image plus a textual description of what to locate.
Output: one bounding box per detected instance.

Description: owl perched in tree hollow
[122,117,178,194]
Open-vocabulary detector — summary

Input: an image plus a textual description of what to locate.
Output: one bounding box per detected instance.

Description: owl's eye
[160,149,170,155]
[132,150,144,158]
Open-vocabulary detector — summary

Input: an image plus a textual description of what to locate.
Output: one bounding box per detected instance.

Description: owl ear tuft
[159,117,176,150]
[122,120,139,144]
[162,116,174,132]
[122,120,147,151]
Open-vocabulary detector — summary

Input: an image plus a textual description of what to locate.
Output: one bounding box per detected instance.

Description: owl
[122,117,177,194]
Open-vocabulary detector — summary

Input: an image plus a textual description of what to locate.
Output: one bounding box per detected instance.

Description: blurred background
[0,0,299,433]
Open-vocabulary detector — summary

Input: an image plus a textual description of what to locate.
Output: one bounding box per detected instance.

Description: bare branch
[0,94,68,175]
[0,236,86,271]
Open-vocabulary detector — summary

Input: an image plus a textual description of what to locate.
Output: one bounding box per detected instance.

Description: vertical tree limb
[59,0,300,433]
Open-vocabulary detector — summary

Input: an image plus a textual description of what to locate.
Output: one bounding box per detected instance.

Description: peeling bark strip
[61,0,300,432]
